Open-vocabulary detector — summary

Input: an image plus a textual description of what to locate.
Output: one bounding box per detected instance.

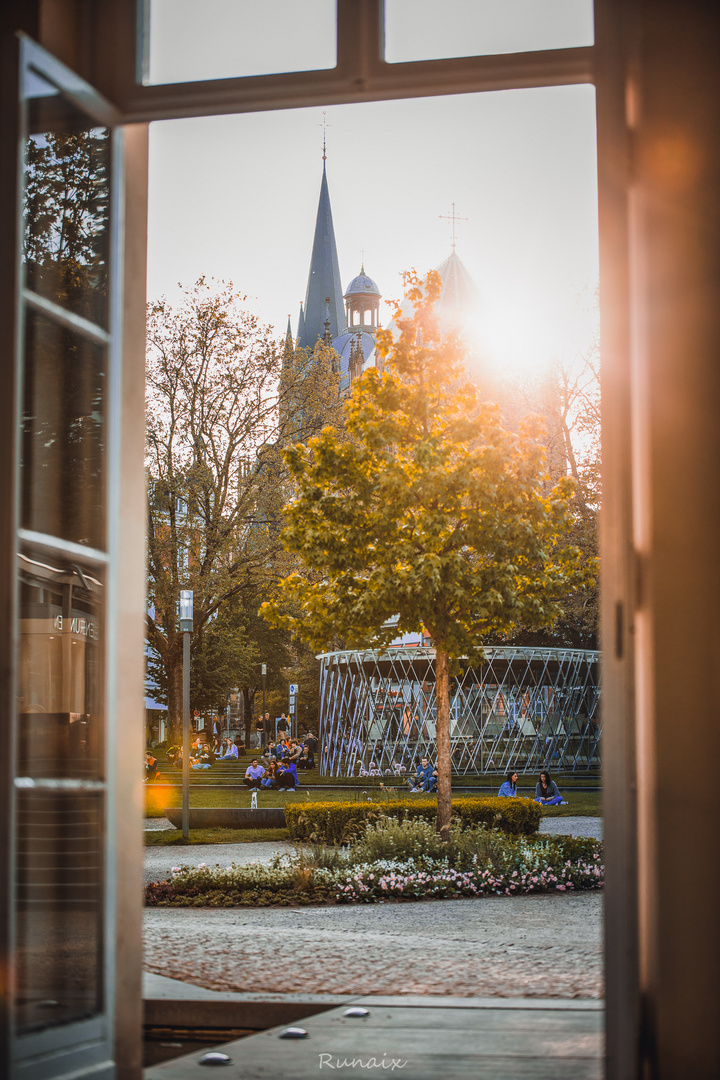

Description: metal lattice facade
[319,646,600,776]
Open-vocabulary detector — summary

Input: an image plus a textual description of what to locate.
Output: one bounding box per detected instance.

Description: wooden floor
[144,994,604,1079]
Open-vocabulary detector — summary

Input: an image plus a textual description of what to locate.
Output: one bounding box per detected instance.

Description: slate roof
[297,163,345,348]
[344,269,381,298]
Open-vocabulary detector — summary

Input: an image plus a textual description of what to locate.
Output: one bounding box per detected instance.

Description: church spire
[297,158,345,349]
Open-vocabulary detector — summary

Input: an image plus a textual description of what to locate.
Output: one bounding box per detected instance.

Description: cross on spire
[439,202,468,253]
[318,110,332,161]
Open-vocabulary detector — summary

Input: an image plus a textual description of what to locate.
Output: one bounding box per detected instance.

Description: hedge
[284,797,541,844]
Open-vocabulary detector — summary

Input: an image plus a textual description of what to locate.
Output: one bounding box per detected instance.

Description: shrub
[144,830,603,908]
[284,797,540,844]
[349,817,449,866]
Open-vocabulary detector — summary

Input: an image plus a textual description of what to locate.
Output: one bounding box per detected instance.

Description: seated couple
[497,769,566,805]
[408,758,438,793]
[244,758,299,790]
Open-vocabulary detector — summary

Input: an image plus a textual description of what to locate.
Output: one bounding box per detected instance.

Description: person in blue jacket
[276,759,299,789]
[408,758,434,792]
[498,770,519,797]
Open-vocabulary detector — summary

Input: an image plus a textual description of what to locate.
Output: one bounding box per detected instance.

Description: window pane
[384,0,594,64]
[146,0,337,85]
[22,309,106,550]
[24,70,110,328]
[15,790,103,1034]
[18,550,104,780]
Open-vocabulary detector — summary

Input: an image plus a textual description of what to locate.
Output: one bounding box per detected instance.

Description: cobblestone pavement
[143,817,603,999]
[144,892,603,999]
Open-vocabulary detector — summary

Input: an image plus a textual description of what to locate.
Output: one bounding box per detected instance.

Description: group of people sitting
[264,737,315,770]
[498,769,567,805]
[166,737,241,770]
[243,756,299,790]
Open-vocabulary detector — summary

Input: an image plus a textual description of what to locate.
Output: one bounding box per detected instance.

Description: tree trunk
[167,651,183,746]
[435,648,452,841]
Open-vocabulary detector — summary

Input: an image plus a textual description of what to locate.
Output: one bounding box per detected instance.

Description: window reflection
[23,70,110,327]
[384,0,594,64]
[145,0,336,85]
[18,551,103,780]
[22,308,106,549]
[15,791,103,1034]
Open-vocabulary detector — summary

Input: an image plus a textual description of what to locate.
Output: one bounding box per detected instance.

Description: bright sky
[146,5,598,377]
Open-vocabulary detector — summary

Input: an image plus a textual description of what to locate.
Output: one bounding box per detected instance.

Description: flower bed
[145,831,603,908]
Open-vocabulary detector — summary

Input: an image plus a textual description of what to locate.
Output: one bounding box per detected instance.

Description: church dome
[344,268,381,299]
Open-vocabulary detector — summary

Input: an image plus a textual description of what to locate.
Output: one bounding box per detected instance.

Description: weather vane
[439,202,468,253]
[318,110,332,161]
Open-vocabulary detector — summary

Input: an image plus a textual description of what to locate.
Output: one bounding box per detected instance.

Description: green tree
[263,271,592,837]
[145,278,341,743]
[24,129,110,319]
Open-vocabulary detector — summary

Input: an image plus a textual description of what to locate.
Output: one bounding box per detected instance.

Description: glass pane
[145,0,336,84]
[22,308,107,550]
[384,0,594,64]
[15,790,103,1033]
[23,69,110,327]
[18,550,104,780]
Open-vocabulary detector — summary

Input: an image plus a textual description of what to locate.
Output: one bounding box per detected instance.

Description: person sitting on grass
[218,740,238,760]
[243,759,265,789]
[263,740,278,762]
[297,742,313,769]
[534,770,565,805]
[294,742,308,769]
[274,739,288,761]
[261,760,278,788]
[408,758,434,792]
[498,770,519,797]
[276,759,299,789]
[144,752,158,782]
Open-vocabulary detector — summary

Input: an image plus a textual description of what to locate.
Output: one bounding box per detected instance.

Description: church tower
[296,158,345,349]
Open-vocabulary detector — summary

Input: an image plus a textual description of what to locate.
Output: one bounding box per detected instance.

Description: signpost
[289,683,298,738]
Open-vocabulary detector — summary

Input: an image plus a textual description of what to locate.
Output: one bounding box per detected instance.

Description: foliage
[490,344,601,649]
[264,272,593,837]
[24,129,109,319]
[145,279,342,739]
[284,797,541,845]
[143,828,603,907]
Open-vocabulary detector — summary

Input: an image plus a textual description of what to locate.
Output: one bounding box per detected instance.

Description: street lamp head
[179,590,194,633]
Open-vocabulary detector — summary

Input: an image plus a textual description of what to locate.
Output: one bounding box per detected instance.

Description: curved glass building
[318,645,600,776]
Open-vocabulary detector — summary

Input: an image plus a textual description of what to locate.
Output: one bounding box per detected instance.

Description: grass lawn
[144,781,602,840]
[144,826,290,846]
[537,791,601,816]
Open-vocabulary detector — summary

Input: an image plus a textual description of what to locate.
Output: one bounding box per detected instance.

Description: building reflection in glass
[15,549,104,1033]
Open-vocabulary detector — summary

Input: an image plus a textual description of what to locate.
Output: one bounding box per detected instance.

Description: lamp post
[261,664,267,748]
[179,590,193,841]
